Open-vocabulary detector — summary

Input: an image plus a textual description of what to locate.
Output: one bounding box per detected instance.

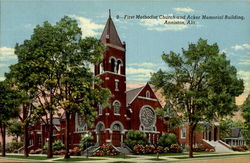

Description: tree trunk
[188,124,194,158]
[1,123,6,157]
[23,104,29,157]
[64,111,70,159]
[24,123,29,157]
[47,110,53,158]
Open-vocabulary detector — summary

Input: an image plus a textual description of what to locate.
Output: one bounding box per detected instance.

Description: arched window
[98,104,103,115]
[113,101,121,115]
[116,60,122,74]
[112,124,121,131]
[100,63,104,74]
[146,90,150,98]
[110,58,116,72]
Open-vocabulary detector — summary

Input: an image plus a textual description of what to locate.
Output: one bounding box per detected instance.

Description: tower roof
[100,11,123,48]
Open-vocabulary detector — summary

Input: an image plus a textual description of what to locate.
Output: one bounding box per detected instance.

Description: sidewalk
[0,151,249,162]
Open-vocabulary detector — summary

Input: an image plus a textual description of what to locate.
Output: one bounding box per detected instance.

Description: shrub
[53,140,65,152]
[133,145,165,154]
[69,147,81,156]
[124,130,148,149]
[93,144,119,156]
[169,144,182,153]
[6,141,23,153]
[42,140,65,152]
[232,145,248,152]
[158,133,177,148]
[80,134,94,151]
[193,144,206,152]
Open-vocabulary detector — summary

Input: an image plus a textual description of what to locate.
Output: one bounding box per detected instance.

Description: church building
[27,12,224,153]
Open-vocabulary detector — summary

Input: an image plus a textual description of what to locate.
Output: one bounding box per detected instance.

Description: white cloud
[238,71,250,84]
[0,77,5,81]
[0,47,17,60]
[140,15,188,31]
[70,15,104,38]
[127,67,154,74]
[239,59,250,65]
[231,44,250,51]
[173,7,194,13]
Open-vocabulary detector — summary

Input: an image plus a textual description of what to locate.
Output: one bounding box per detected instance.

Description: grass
[3,154,50,160]
[55,157,102,161]
[172,152,250,159]
[148,158,165,161]
[101,155,135,159]
[142,152,187,156]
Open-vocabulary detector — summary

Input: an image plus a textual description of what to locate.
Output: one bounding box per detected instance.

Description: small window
[100,63,104,73]
[116,60,122,74]
[111,58,116,72]
[98,104,103,115]
[38,136,42,145]
[181,128,186,139]
[115,80,119,91]
[113,101,121,115]
[146,91,150,98]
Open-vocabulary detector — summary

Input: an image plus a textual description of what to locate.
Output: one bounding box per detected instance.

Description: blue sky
[0,0,250,104]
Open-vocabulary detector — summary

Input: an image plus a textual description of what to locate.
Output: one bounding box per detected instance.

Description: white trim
[116,59,123,66]
[110,121,124,132]
[181,127,187,139]
[96,121,105,132]
[139,105,157,132]
[96,71,125,77]
[105,77,109,80]
[113,100,121,115]
[105,43,125,51]
[138,96,158,102]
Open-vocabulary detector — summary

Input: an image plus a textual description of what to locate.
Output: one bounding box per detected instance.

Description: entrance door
[214,127,218,141]
[98,131,105,145]
[209,131,212,141]
[112,131,121,146]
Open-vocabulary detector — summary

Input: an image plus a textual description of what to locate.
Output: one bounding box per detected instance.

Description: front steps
[202,139,233,153]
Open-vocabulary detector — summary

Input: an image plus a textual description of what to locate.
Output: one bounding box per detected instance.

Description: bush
[169,144,182,153]
[69,147,81,156]
[80,134,94,151]
[42,140,65,152]
[158,133,177,148]
[193,144,206,152]
[232,145,248,152]
[6,141,23,153]
[133,145,165,154]
[52,140,65,152]
[93,144,119,156]
[124,130,148,149]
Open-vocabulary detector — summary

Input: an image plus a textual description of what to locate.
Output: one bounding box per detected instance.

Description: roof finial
[109,9,111,18]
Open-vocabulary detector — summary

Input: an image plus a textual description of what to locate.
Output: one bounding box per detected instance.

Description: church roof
[100,13,123,48]
[126,86,144,106]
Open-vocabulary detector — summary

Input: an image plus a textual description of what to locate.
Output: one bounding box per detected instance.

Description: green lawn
[55,157,102,161]
[101,155,135,159]
[3,155,50,160]
[148,158,165,161]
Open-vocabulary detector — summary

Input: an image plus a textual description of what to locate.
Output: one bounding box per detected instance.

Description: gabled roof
[100,14,123,48]
[126,86,144,107]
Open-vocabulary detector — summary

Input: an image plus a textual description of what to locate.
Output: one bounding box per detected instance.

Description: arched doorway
[111,121,124,147]
[96,122,105,146]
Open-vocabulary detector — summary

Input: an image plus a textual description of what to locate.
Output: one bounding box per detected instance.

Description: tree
[150,39,244,157]
[7,16,110,158]
[7,121,23,142]
[242,94,250,146]
[0,81,20,156]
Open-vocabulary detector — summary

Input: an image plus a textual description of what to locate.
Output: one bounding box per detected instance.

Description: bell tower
[95,10,127,146]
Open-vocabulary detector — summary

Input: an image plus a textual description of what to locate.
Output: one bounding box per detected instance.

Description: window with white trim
[113,101,121,115]
[98,104,103,115]
[146,90,150,98]
[115,79,119,91]
[181,127,186,139]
